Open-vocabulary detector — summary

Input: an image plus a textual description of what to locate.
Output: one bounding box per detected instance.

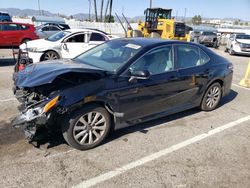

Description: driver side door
[115,45,181,125]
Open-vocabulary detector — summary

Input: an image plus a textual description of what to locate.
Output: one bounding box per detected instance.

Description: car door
[174,44,211,106]
[61,32,90,59]
[115,45,183,125]
[0,23,20,46]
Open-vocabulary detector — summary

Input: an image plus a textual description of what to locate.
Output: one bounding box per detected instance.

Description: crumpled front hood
[14,59,106,88]
[19,39,58,51]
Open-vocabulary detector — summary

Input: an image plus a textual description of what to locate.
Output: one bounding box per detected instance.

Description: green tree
[234,20,239,25]
[192,15,202,25]
[105,15,114,23]
[245,22,249,26]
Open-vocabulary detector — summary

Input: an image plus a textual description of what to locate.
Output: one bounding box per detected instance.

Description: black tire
[229,46,235,55]
[62,105,111,150]
[41,51,59,61]
[150,32,161,38]
[201,82,222,111]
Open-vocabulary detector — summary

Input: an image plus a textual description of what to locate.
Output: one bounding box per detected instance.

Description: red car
[0,22,38,47]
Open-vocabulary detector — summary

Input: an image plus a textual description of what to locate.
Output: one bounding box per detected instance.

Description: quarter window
[130,46,174,75]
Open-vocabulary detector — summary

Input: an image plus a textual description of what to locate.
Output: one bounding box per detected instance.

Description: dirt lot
[0,47,250,188]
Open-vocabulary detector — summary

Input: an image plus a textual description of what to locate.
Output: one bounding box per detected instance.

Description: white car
[19,30,72,63]
[60,29,119,59]
[20,29,119,63]
[225,34,250,55]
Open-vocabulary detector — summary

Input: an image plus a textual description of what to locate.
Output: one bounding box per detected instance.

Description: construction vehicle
[117,8,191,41]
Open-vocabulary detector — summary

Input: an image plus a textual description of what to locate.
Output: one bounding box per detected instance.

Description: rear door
[174,44,211,106]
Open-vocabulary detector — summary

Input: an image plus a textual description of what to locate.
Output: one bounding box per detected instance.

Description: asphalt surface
[0,47,250,188]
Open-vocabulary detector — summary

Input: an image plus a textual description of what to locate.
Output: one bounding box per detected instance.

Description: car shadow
[33,89,238,150]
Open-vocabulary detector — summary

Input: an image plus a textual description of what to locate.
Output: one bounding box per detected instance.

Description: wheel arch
[40,49,60,61]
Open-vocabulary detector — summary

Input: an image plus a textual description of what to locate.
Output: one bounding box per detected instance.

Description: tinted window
[41,26,49,31]
[90,33,107,41]
[49,26,60,31]
[2,23,19,31]
[236,34,250,40]
[176,45,209,69]
[66,34,85,43]
[130,46,174,75]
[20,25,29,30]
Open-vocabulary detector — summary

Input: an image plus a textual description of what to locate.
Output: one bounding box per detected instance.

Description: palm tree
[100,0,104,22]
[93,0,98,22]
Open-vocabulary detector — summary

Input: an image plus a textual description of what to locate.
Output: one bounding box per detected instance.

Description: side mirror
[129,70,150,83]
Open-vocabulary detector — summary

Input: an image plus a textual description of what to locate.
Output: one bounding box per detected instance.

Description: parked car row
[225,33,250,56]
[20,28,119,62]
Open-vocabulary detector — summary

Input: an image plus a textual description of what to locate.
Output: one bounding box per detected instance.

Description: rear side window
[49,26,60,31]
[90,33,107,41]
[20,25,29,30]
[176,45,209,69]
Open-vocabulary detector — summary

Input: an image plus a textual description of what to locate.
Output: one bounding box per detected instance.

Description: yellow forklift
[117,8,190,41]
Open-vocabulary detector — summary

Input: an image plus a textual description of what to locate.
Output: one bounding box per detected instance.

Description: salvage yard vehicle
[198,31,219,48]
[19,29,117,63]
[12,38,233,150]
[61,29,119,59]
[0,22,38,47]
[0,11,12,22]
[35,23,70,39]
[225,34,250,55]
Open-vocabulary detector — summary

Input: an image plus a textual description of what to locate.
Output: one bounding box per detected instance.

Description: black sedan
[12,38,233,150]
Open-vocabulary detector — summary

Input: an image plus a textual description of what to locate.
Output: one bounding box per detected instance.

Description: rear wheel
[150,32,161,38]
[62,105,111,150]
[42,51,59,61]
[201,83,222,111]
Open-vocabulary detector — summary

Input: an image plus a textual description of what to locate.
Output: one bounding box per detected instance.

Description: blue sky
[0,0,249,20]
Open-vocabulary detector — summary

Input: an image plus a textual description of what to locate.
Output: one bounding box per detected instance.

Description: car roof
[65,28,108,35]
[111,38,193,47]
[0,22,33,26]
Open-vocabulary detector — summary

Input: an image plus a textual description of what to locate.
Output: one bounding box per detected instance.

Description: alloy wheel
[73,111,107,145]
[205,85,221,108]
[43,51,58,61]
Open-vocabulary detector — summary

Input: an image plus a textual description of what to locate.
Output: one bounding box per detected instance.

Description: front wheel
[201,83,222,111]
[62,105,111,150]
[41,51,59,61]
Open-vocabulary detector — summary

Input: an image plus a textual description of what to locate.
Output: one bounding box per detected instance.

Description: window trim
[173,44,210,70]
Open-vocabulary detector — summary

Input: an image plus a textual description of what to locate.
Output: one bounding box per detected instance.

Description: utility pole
[184,8,187,22]
[38,0,41,15]
[150,0,153,8]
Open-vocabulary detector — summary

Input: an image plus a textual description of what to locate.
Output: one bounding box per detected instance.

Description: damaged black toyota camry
[12,38,233,150]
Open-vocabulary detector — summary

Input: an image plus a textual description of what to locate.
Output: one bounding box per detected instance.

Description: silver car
[35,23,70,39]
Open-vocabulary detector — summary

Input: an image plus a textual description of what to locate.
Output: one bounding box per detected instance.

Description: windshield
[202,32,216,36]
[46,31,71,42]
[75,40,143,72]
[236,34,250,40]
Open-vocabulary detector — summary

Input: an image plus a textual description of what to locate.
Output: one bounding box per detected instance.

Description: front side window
[66,34,85,43]
[49,26,60,31]
[2,23,19,31]
[130,46,174,75]
[176,45,209,69]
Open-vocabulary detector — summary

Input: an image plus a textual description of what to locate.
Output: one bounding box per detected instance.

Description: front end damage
[11,95,62,142]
